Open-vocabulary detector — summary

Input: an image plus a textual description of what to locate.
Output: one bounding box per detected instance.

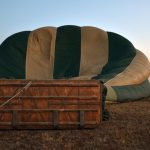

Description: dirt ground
[0,97,149,150]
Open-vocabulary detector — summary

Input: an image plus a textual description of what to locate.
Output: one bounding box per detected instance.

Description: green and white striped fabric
[0,25,150,102]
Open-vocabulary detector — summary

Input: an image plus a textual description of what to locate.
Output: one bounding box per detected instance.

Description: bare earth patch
[0,97,149,150]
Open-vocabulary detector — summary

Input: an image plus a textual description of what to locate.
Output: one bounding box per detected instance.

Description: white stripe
[79,26,108,79]
[26,27,57,79]
[105,85,117,102]
[105,50,150,86]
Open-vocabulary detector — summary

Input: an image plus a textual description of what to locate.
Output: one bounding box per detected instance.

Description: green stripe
[112,80,150,101]
[0,31,30,79]
[93,32,136,82]
[53,25,81,79]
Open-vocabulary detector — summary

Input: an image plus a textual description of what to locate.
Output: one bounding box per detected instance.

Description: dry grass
[0,97,149,150]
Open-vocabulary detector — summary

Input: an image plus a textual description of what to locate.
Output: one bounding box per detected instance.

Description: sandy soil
[0,97,149,150]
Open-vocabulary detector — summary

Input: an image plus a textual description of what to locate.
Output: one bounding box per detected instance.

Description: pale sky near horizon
[0,0,150,61]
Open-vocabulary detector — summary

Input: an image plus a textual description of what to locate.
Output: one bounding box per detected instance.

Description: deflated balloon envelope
[0,25,150,102]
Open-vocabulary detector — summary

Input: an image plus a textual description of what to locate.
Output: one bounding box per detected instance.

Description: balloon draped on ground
[0,25,150,102]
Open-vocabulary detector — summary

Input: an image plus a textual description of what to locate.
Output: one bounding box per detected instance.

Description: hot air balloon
[0,25,150,102]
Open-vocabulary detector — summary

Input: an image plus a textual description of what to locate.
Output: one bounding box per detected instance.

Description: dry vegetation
[0,97,149,150]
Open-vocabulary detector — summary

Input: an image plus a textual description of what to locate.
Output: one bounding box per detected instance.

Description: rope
[0,81,32,108]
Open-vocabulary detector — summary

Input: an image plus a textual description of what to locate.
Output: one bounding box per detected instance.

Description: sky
[0,0,150,61]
